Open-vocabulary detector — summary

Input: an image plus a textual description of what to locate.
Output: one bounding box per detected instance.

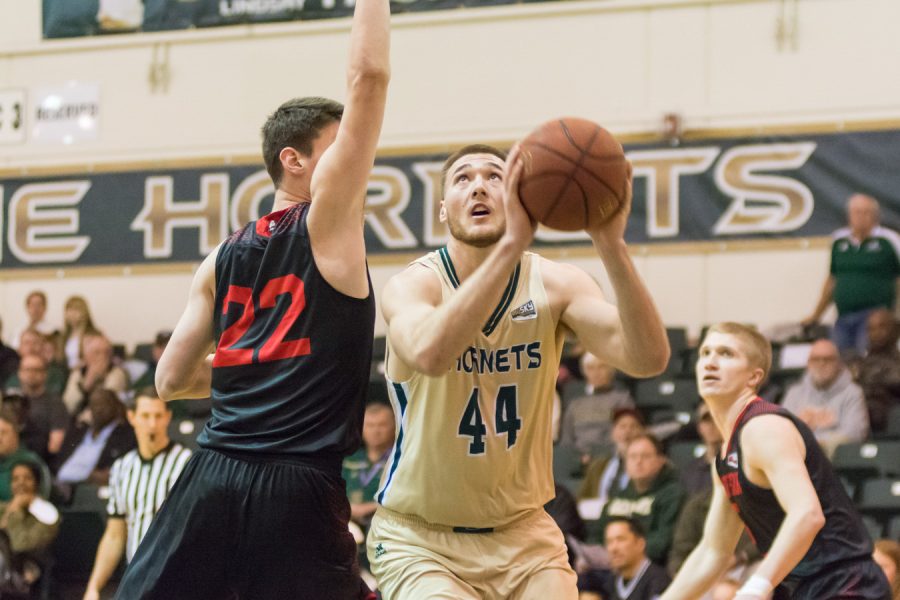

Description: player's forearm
[661,544,731,600]
[86,529,126,595]
[346,0,391,86]
[405,240,523,374]
[752,507,824,587]
[591,238,669,377]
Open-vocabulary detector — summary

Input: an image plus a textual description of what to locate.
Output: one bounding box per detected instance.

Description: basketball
[517,117,629,231]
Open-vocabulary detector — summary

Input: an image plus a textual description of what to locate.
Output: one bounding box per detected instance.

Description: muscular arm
[551,188,669,377]
[382,239,524,377]
[661,466,745,599]
[739,415,825,588]
[84,518,126,600]
[307,0,390,298]
[155,250,217,400]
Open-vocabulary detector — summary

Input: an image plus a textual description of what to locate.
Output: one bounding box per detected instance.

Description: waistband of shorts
[374,505,544,534]
[199,446,343,476]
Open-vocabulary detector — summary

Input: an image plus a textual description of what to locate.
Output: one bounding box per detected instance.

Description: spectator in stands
[12,355,68,463]
[579,517,671,600]
[342,401,394,527]
[13,291,54,348]
[667,490,759,577]
[803,193,900,357]
[0,317,20,387]
[62,333,129,416]
[595,434,686,565]
[560,353,634,464]
[678,403,722,496]
[0,409,51,502]
[53,388,135,491]
[578,408,645,506]
[782,339,869,457]
[874,539,900,600]
[4,329,67,396]
[131,330,171,390]
[61,295,101,369]
[83,388,192,600]
[852,308,900,434]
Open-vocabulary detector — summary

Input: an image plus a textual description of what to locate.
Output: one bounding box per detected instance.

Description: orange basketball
[518,117,629,231]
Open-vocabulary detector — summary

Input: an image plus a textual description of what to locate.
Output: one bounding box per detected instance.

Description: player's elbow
[626,345,671,378]
[154,370,179,402]
[347,64,391,92]
[805,506,826,534]
[414,352,452,377]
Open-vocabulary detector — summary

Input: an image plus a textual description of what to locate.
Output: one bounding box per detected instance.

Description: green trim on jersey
[438,246,522,336]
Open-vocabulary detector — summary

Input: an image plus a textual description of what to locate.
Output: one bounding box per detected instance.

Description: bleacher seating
[633,377,699,421]
[832,441,900,494]
[858,478,900,529]
[667,441,705,474]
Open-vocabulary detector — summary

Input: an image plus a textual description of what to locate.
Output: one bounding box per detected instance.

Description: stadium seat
[633,377,699,419]
[861,515,883,541]
[552,444,584,493]
[887,515,900,540]
[858,478,900,523]
[884,405,900,439]
[132,342,154,363]
[667,441,706,474]
[832,441,900,490]
[168,416,207,449]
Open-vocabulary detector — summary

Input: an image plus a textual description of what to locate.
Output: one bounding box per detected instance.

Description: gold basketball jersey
[377,248,564,528]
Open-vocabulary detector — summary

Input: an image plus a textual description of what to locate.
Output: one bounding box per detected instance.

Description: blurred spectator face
[18,355,48,396]
[611,413,643,455]
[83,334,113,367]
[0,419,20,457]
[25,292,46,324]
[867,309,898,353]
[18,330,43,358]
[11,464,38,498]
[847,194,879,237]
[363,404,395,451]
[605,521,645,574]
[581,353,615,390]
[711,579,739,600]
[89,389,122,429]
[41,334,59,364]
[807,340,842,389]
[625,437,666,487]
[128,394,171,447]
[152,332,171,363]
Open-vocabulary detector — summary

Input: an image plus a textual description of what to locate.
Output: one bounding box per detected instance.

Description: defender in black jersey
[115,1,390,596]
[662,323,890,600]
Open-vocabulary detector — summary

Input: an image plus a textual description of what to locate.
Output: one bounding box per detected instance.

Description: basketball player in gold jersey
[367,143,670,599]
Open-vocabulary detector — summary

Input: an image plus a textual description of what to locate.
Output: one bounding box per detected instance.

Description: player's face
[605,522,645,571]
[128,396,171,447]
[441,154,506,248]
[696,332,762,401]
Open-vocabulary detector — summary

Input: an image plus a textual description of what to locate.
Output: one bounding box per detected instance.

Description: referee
[83,388,192,600]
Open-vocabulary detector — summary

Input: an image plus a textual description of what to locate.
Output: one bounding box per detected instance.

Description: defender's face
[441,154,506,248]
[696,332,761,400]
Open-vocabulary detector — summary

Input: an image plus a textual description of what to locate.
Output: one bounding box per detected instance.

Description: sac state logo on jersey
[726,451,739,469]
[511,300,537,322]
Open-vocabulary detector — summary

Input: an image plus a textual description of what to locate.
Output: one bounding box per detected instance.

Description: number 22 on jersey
[458,385,522,456]
[213,274,311,367]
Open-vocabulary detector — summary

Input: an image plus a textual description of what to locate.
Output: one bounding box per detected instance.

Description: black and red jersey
[199,203,375,470]
[715,398,872,582]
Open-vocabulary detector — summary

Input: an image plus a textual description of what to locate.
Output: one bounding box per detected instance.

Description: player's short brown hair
[440,144,508,198]
[704,322,772,386]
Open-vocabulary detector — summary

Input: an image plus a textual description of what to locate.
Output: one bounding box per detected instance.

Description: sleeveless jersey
[200,203,375,470]
[377,249,564,528]
[715,398,872,581]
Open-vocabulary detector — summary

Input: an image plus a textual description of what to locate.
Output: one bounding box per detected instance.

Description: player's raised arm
[155,250,217,400]
[307,0,390,293]
[551,181,670,378]
[661,464,745,600]
[735,415,826,596]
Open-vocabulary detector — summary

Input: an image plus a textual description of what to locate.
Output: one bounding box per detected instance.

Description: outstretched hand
[501,144,537,252]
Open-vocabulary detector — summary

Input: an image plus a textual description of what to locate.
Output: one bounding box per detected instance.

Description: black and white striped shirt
[106,442,192,562]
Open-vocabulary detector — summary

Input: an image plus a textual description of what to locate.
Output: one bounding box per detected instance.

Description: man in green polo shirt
[343,401,395,527]
[804,193,900,356]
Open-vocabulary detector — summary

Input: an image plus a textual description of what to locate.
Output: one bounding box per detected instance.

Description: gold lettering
[7,181,90,263]
[365,166,417,249]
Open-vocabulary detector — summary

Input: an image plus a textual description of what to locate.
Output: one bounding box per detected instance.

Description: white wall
[0,0,892,348]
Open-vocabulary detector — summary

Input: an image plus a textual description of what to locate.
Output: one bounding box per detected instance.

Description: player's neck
[445,239,497,281]
[706,389,758,446]
[272,188,310,212]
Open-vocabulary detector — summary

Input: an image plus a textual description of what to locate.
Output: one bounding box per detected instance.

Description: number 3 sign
[0,89,26,144]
